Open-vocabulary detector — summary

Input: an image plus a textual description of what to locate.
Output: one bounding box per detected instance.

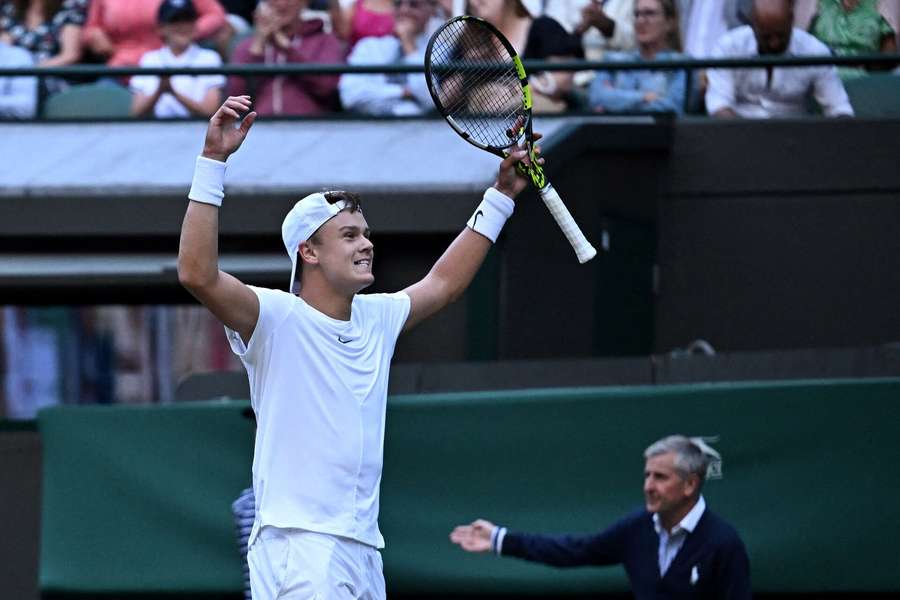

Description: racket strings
[428,20,526,149]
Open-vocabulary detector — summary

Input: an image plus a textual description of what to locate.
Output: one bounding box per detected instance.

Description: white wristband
[188,155,226,207]
[467,187,515,243]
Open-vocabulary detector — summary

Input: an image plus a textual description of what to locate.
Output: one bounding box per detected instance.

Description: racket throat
[515,161,546,189]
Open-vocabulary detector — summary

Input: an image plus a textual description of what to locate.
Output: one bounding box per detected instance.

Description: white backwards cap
[281,192,351,293]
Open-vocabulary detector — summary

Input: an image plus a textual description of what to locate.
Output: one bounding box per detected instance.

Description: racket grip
[539,184,597,264]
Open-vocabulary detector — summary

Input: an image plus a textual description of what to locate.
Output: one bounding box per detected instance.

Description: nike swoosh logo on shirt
[337,335,352,344]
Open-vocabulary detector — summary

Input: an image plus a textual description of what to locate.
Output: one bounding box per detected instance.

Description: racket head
[425,16,535,156]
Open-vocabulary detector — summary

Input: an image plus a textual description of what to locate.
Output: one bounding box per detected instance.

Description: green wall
[39,379,900,594]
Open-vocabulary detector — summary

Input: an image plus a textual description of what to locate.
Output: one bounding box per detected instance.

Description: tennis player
[177,95,540,599]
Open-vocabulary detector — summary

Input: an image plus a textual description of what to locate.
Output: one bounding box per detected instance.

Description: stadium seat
[844,73,900,118]
[42,83,132,119]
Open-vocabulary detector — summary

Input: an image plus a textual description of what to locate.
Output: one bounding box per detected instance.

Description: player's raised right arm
[178,96,260,344]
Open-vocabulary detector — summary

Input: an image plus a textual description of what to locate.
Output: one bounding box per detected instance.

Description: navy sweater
[502,508,751,600]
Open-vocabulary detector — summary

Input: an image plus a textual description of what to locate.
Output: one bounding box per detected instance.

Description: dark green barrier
[39,402,255,594]
[39,379,900,594]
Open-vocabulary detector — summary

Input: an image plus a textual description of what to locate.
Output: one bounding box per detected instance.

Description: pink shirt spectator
[228,18,345,116]
[83,0,226,67]
[349,0,394,47]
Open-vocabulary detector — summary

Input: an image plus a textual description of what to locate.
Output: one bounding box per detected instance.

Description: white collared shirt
[653,495,706,576]
[706,26,854,118]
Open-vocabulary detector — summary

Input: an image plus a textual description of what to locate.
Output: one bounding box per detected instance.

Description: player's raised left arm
[401,140,542,332]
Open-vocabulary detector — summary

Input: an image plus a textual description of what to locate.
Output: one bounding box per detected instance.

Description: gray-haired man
[451,435,751,600]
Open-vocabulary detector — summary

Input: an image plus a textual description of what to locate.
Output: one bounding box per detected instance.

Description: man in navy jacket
[450,435,751,600]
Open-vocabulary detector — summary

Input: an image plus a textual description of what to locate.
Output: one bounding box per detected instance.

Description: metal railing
[1,52,898,77]
[0,53,897,118]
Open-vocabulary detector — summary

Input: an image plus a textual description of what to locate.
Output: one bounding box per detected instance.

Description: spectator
[0,38,37,118]
[677,0,751,58]
[706,0,854,118]
[543,0,634,59]
[0,0,86,65]
[228,0,345,116]
[82,0,226,68]
[795,0,900,36]
[339,0,437,115]
[210,0,259,60]
[469,0,584,111]
[451,435,751,600]
[130,0,225,118]
[589,0,686,114]
[808,0,897,79]
[676,0,751,113]
[330,0,395,48]
[0,0,87,94]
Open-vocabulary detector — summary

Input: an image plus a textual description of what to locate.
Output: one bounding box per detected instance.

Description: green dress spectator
[809,0,897,80]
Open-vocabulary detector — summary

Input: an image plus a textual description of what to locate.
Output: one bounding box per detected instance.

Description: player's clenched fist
[449,519,497,553]
[202,96,257,163]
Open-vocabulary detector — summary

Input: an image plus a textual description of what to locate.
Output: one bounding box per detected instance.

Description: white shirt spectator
[706,25,854,118]
[130,44,225,118]
[0,41,37,119]
[653,495,706,576]
[339,33,433,116]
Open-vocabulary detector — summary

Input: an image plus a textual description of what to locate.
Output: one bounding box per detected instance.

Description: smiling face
[301,209,375,295]
[643,451,699,519]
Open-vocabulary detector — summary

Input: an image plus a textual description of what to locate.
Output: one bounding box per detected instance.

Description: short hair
[304,190,362,246]
[644,435,720,484]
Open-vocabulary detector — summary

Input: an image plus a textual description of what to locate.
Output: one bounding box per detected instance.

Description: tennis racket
[424,15,597,264]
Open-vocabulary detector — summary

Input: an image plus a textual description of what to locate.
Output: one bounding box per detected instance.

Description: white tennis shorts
[248,527,386,600]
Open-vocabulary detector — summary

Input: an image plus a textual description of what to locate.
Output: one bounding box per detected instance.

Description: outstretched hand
[449,519,497,553]
[202,96,257,162]
[494,131,544,200]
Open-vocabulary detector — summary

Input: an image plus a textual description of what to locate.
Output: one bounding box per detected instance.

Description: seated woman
[82,0,225,67]
[468,0,584,111]
[808,0,897,79]
[588,0,685,114]
[130,0,225,118]
[0,0,87,93]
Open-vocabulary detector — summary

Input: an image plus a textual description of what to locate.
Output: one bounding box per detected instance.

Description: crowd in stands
[0,0,898,119]
[0,305,241,419]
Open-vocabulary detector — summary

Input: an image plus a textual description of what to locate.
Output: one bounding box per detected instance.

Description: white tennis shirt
[227,287,410,549]
[706,26,854,118]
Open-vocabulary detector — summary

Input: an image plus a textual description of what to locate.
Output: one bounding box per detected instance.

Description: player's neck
[298,285,353,321]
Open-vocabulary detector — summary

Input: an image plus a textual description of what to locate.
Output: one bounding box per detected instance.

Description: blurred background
[1,0,899,598]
